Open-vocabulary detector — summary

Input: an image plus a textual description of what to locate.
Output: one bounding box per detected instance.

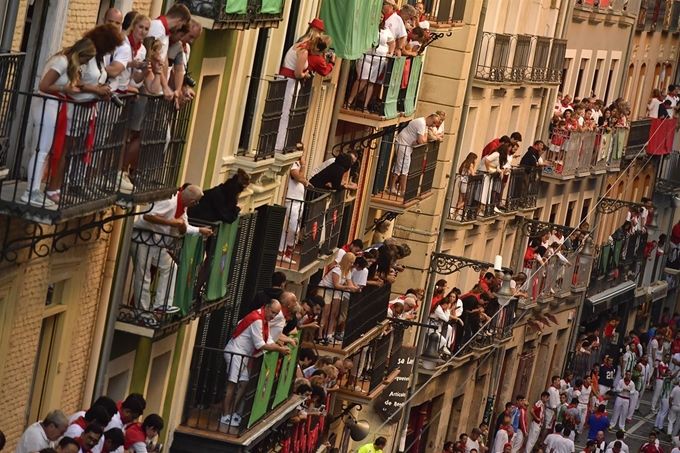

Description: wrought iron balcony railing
[307,283,391,349]
[178,0,285,29]
[372,139,440,206]
[475,33,565,85]
[0,53,25,178]
[421,0,466,27]
[117,219,229,333]
[590,232,647,284]
[543,128,624,179]
[276,187,344,272]
[504,166,542,212]
[342,55,424,120]
[656,151,680,193]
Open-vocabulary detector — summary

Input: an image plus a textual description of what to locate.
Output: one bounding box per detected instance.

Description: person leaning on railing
[220,299,291,428]
[317,252,360,345]
[389,113,440,196]
[23,29,122,208]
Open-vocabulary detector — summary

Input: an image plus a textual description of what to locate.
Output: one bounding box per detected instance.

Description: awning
[649,281,669,302]
[585,280,636,313]
[319,0,381,60]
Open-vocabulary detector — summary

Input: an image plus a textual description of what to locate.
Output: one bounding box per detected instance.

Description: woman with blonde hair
[318,252,359,344]
[23,38,102,207]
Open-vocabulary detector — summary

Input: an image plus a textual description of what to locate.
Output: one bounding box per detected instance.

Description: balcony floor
[370,191,431,213]
[0,180,116,224]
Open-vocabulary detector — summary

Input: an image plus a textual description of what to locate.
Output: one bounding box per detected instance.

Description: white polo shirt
[148,18,171,62]
[385,12,407,40]
[15,422,52,453]
[224,318,274,356]
[133,193,200,236]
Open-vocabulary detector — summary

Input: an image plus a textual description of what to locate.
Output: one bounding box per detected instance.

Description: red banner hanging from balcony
[647,118,677,155]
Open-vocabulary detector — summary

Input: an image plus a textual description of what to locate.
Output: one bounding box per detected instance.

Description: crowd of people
[23,5,201,208]
[11,393,163,453]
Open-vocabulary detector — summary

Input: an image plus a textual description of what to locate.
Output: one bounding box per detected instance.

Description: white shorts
[392,144,412,176]
[223,351,250,383]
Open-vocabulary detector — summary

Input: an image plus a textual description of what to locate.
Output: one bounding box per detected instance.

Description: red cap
[308,18,325,32]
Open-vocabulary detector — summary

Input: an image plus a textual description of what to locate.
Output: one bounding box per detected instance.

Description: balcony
[656,152,680,193]
[179,342,301,441]
[0,89,190,224]
[116,219,235,337]
[543,128,623,181]
[337,327,403,402]
[341,55,424,125]
[179,0,285,30]
[0,53,25,179]
[447,166,541,226]
[589,231,647,292]
[370,140,439,211]
[421,0,466,29]
[276,187,345,278]
[474,33,565,85]
[307,283,391,352]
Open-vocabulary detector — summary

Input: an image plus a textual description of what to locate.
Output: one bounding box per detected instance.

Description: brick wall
[11,0,29,52]
[132,0,153,16]
[0,237,110,452]
[60,0,100,48]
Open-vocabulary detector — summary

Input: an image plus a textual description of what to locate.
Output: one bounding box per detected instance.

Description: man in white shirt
[170,18,203,104]
[15,410,69,453]
[389,114,440,196]
[668,380,680,437]
[64,405,110,439]
[382,0,408,56]
[554,427,575,453]
[606,431,629,453]
[465,428,482,453]
[221,299,291,427]
[269,291,301,346]
[546,376,562,432]
[545,424,563,453]
[525,392,549,453]
[101,7,123,28]
[666,85,679,110]
[610,371,635,431]
[130,185,211,313]
[148,4,191,101]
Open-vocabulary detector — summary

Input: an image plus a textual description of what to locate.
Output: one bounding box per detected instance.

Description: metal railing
[475,33,565,84]
[0,53,25,175]
[448,173,483,222]
[504,166,542,211]
[545,129,595,178]
[591,232,647,282]
[421,0,464,24]
[372,139,439,205]
[117,220,220,330]
[344,55,417,120]
[178,0,285,28]
[181,342,298,437]
[343,327,403,395]
[121,95,192,205]
[321,189,345,255]
[308,283,391,348]
[0,91,129,220]
[656,152,680,192]
[276,187,330,271]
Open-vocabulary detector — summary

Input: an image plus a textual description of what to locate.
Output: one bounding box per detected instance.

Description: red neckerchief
[77,437,93,453]
[552,384,559,389]
[157,16,170,35]
[384,10,395,20]
[128,35,142,58]
[174,190,184,219]
[593,412,605,419]
[232,307,269,353]
[74,416,87,430]
[624,379,631,385]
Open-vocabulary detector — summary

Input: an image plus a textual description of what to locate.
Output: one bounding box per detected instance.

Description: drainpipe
[536,0,574,140]
[397,0,489,450]
[325,61,350,156]
[0,0,19,52]
[94,216,135,398]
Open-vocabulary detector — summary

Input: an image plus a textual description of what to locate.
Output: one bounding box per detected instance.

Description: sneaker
[229,413,242,427]
[334,332,344,342]
[117,170,134,192]
[325,334,334,344]
[280,255,297,265]
[219,414,231,425]
[154,305,181,314]
[20,190,55,208]
[493,207,502,214]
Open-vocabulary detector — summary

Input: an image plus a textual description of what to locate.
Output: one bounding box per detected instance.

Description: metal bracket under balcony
[430,252,494,275]
[597,197,646,214]
[521,218,588,238]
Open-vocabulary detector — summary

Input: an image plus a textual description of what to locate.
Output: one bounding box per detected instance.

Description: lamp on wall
[496,270,514,307]
[329,403,370,441]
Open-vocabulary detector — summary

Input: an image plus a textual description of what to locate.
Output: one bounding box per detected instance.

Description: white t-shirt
[320,266,347,289]
[666,94,679,108]
[648,98,661,118]
[15,422,52,453]
[671,386,680,407]
[374,27,395,57]
[396,117,427,148]
[545,433,562,453]
[148,19,171,62]
[287,161,305,201]
[385,13,408,40]
[431,305,450,323]
[270,311,286,342]
[578,385,591,404]
[69,410,86,424]
[64,422,85,439]
[606,441,629,453]
[41,56,104,102]
[224,318,274,355]
[554,436,575,453]
[480,151,501,172]
[334,247,346,264]
[41,55,70,90]
[108,39,147,91]
[351,268,368,287]
[134,193,200,236]
[419,19,430,29]
[465,438,480,453]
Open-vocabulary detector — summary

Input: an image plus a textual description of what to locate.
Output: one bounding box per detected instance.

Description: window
[549,203,559,224]
[592,59,604,97]
[565,201,576,227]
[559,58,572,94]
[238,29,270,154]
[581,199,592,226]
[574,59,589,98]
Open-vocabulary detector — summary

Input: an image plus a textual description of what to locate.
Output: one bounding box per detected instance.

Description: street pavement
[574,390,675,453]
